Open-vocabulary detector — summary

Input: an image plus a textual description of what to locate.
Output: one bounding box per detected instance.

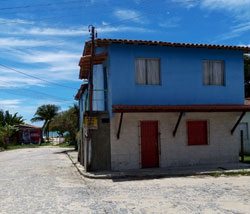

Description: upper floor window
[135,58,161,85]
[203,60,225,86]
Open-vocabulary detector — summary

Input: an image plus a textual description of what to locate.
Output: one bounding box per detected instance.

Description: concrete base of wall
[79,111,111,171]
[110,112,241,171]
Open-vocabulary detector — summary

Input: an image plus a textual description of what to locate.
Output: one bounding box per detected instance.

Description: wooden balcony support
[231,111,246,135]
[117,113,124,139]
[173,112,184,137]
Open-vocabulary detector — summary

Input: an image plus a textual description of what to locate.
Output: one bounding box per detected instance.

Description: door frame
[138,120,161,168]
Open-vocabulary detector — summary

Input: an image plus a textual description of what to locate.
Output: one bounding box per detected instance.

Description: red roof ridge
[91,38,250,52]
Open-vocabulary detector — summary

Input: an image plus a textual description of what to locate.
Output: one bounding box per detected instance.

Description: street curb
[65,151,250,180]
[65,151,113,179]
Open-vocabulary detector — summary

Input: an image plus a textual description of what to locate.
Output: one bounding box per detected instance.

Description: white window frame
[135,58,161,85]
[203,60,225,86]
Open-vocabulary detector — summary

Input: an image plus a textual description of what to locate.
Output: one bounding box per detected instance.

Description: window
[239,123,248,141]
[187,121,208,145]
[135,58,161,85]
[203,60,225,86]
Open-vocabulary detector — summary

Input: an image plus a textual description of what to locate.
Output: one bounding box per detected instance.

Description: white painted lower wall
[110,112,240,171]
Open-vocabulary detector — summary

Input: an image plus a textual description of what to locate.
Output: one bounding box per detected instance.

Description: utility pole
[86,25,96,171]
[88,25,96,115]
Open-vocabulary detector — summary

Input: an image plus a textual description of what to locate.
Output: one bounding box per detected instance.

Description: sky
[0,0,250,126]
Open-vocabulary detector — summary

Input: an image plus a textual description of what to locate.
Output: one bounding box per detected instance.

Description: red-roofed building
[16,124,42,145]
[76,38,250,171]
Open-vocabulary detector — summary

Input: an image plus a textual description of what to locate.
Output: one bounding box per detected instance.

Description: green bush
[0,125,18,150]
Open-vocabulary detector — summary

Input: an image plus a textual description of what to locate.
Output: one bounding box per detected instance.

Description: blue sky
[0,0,250,126]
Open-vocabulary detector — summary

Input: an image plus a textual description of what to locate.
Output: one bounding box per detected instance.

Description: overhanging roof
[75,84,88,100]
[78,53,108,79]
[112,105,250,113]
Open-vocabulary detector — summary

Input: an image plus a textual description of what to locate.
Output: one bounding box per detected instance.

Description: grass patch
[40,142,53,146]
[2,141,74,151]
[56,142,75,148]
[208,170,250,177]
[239,155,250,164]
[7,144,40,150]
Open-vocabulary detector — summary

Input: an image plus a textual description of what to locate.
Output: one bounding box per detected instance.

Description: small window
[101,118,110,123]
[203,60,225,86]
[239,123,248,141]
[135,58,161,85]
[187,121,208,145]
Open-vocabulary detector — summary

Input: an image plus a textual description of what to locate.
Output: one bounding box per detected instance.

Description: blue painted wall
[108,44,244,113]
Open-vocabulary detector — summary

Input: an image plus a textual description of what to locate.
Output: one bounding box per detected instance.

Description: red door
[141,121,159,168]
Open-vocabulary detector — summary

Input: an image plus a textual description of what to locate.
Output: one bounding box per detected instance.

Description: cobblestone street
[0,147,250,214]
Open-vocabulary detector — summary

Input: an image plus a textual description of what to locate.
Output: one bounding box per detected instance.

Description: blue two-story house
[76,38,250,171]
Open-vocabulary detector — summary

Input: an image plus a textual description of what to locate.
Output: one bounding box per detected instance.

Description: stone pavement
[1,147,250,214]
[0,147,92,214]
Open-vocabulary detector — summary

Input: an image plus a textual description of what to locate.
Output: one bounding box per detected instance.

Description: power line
[0,0,199,26]
[0,0,88,11]
[0,1,153,25]
[0,79,73,102]
[0,63,78,90]
[0,15,80,25]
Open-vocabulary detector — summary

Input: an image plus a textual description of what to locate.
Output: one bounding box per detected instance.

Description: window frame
[186,120,209,146]
[135,57,161,85]
[203,60,225,86]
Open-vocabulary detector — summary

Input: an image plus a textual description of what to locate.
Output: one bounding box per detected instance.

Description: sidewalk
[66,150,250,179]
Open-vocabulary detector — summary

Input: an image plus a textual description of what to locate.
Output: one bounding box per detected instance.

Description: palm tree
[31,104,60,140]
[0,110,24,126]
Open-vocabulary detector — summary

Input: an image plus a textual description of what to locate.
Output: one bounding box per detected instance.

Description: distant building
[76,38,250,171]
[16,124,42,144]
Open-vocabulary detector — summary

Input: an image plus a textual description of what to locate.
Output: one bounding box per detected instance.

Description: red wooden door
[141,121,159,168]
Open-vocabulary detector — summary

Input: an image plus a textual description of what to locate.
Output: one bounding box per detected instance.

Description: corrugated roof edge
[86,38,250,53]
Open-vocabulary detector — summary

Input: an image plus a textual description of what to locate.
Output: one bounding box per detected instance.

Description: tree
[31,104,60,140]
[0,110,24,126]
[0,125,18,149]
[244,55,250,97]
[50,105,79,148]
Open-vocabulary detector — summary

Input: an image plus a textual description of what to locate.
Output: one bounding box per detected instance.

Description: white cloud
[17,50,79,64]
[0,99,23,110]
[170,0,199,9]
[201,0,250,20]
[98,25,153,33]
[201,0,250,11]
[0,99,22,105]
[114,9,144,24]
[0,18,34,25]
[5,25,152,36]
[0,37,56,48]
[16,27,90,36]
[218,21,250,40]
[0,75,44,88]
[159,17,181,28]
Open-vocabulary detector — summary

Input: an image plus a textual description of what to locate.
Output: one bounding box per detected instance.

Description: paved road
[1,147,250,214]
